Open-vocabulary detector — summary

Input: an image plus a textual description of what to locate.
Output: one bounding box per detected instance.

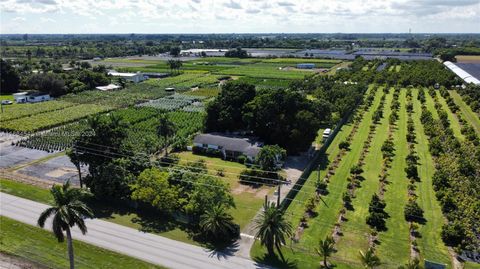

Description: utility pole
[276,183,281,208]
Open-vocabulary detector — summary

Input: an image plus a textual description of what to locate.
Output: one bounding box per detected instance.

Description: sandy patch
[46,168,76,178]
[232,184,248,195]
[255,188,269,199]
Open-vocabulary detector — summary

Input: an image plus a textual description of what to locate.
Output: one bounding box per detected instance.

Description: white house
[13,92,51,103]
[96,84,122,91]
[108,71,146,83]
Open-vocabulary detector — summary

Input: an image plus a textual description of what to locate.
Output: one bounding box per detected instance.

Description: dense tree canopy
[0,59,20,93]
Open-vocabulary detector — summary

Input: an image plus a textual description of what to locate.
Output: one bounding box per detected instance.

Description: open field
[0,216,162,269]
[455,55,480,63]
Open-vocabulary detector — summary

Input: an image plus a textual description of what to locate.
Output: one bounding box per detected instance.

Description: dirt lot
[455,55,480,63]
[16,155,86,185]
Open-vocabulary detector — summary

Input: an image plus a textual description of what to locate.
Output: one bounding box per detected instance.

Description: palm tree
[199,205,238,240]
[359,247,381,269]
[37,182,93,269]
[316,236,335,268]
[157,115,176,157]
[254,201,292,262]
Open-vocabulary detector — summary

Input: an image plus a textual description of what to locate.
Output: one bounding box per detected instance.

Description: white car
[1,100,13,105]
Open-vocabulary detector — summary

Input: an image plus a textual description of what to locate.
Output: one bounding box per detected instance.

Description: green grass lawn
[0,178,197,245]
[411,89,451,266]
[0,216,162,269]
[449,90,480,136]
[425,89,440,120]
[434,90,465,140]
[0,178,53,204]
[375,89,410,264]
[175,151,273,230]
[0,94,14,101]
[334,88,397,266]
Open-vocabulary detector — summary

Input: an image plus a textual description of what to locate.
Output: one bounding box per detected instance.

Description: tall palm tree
[316,236,335,268]
[157,115,176,157]
[199,205,238,240]
[359,247,381,269]
[37,182,93,269]
[254,201,292,262]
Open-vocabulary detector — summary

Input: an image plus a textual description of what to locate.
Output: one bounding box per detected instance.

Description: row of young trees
[336,57,459,88]
[420,90,480,257]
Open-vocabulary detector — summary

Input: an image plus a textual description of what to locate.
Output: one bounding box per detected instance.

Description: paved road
[0,192,268,269]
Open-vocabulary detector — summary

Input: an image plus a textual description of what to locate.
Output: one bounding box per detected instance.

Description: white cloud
[0,0,478,33]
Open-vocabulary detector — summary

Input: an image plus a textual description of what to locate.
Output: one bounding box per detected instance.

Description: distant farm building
[13,92,51,103]
[444,61,480,85]
[96,84,122,91]
[108,71,146,83]
[193,133,262,162]
[297,63,316,69]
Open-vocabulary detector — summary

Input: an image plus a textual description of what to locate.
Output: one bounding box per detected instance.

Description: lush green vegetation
[0,216,162,269]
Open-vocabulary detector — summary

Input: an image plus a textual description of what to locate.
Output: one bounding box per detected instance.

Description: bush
[404,200,424,222]
[339,140,350,150]
[441,222,466,247]
[237,155,247,164]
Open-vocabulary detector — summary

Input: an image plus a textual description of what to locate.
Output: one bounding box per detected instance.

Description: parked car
[1,100,13,105]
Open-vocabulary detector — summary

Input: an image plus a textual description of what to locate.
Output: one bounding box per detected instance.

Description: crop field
[251,85,456,269]
[137,94,206,112]
[0,104,111,132]
[15,108,204,153]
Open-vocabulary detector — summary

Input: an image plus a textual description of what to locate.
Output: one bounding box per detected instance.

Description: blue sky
[1,0,479,34]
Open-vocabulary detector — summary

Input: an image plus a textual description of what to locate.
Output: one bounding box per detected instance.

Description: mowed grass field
[411,89,451,265]
[334,88,398,267]
[0,216,162,269]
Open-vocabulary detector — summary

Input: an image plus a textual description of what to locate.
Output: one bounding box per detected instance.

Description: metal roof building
[444,61,480,85]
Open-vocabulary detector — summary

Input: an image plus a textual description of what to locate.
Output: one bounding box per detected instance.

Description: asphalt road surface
[0,192,268,269]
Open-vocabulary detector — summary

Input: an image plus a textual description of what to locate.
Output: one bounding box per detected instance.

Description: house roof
[96,84,122,91]
[108,71,140,77]
[193,133,262,157]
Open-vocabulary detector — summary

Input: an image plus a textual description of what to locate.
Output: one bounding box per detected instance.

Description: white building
[13,92,51,103]
[96,84,122,91]
[108,71,146,83]
[444,61,480,85]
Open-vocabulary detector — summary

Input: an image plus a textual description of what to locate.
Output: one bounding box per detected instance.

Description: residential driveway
[0,193,270,269]
[236,154,310,258]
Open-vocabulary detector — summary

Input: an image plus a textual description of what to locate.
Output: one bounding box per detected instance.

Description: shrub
[339,140,350,150]
[404,200,424,222]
